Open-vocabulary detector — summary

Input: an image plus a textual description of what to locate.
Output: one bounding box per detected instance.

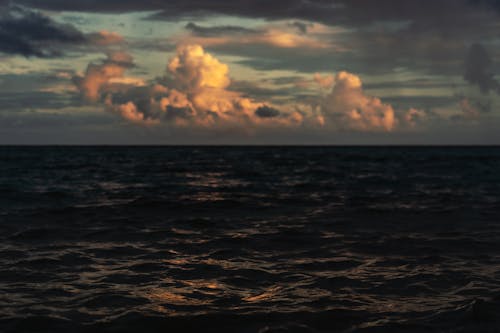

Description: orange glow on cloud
[89,30,125,45]
[314,73,335,88]
[320,71,396,131]
[74,42,421,132]
[74,51,134,102]
[167,44,230,90]
[174,24,330,49]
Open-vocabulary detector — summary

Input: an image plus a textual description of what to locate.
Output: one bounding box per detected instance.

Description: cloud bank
[74,43,425,133]
[75,44,304,129]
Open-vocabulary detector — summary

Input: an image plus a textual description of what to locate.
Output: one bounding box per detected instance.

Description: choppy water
[1,146,500,332]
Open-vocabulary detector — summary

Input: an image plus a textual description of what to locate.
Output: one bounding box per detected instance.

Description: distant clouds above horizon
[0,0,499,144]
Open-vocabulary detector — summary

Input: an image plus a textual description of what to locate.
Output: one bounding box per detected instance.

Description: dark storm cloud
[464,44,500,94]
[185,22,259,37]
[0,5,86,57]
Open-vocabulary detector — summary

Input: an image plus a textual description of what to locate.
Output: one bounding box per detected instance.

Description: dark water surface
[1,146,500,332]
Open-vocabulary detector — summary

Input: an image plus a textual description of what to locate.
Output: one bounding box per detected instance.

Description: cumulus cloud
[318,71,396,131]
[108,100,159,125]
[404,108,428,127]
[167,44,230,90]
[315,71,428,132]
[313,73,334,88]
[75,44,308,128]
[74,43,428,133]
[74,51,135,102]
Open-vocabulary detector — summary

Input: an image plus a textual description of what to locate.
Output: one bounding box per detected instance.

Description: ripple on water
[1,147,500,332]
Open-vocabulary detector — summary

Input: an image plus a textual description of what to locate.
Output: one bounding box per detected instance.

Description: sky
[0,0,499,144]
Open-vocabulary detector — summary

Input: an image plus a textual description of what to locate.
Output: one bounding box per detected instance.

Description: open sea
[1,146,500,332]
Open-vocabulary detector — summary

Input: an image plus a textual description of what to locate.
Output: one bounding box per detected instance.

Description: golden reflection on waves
[243,286,283,303]
[183,171,248,202]
[145,279,224,312]
[183,280,221,291]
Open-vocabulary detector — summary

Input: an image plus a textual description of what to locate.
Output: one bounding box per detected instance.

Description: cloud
[0,5,86,57]
[111,100,159,125]
[0,5,127,58]
[254,29,328,49]
[13,0,500,70]
[178,22,330,49]
[25,0,496,78]
[464,43,500,94]
[0,1,496,143]
[185,22,259,37]
[15,0,337,19]
[0,70,84,112]
[87,30,125,46]
[18,0,498,30]
[404,108,427,127]
[166,2,500,77]
[288,21,311,34]
[74,51,135,102]
[230,79,304,102]
[317,71,424,132]
[167,44,230,90]
[459,98,481,119]
[75,44,301,127]
[313,73,334,88]
[74,43,432,133]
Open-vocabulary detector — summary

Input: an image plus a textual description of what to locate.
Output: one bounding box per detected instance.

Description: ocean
[1,146,500,332]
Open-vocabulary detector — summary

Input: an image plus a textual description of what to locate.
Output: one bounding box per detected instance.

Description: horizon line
[2,144,500,148]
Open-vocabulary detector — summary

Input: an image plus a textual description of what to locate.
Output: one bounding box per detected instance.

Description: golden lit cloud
[111,100,160,125]
[87,30,125,46]
[74,51,134,102]
[317,71,426,132]
[313,73,335,88]
[74,44,425,132]
[167,44,230,91]
[75,44,293,126]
